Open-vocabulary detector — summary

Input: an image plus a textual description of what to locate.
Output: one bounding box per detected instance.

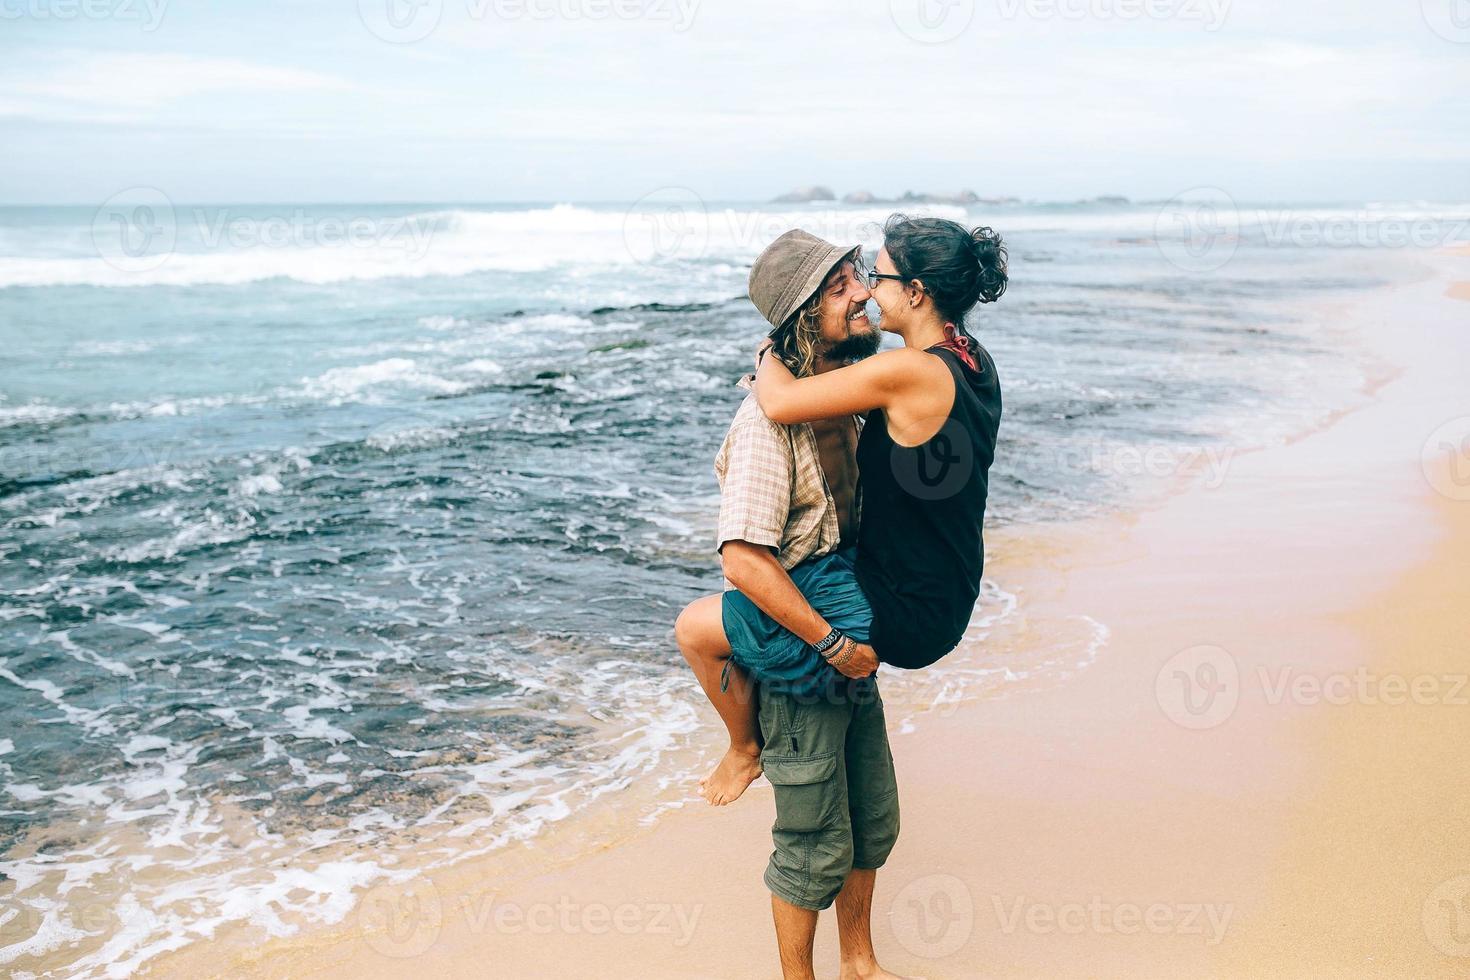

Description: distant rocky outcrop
[842,190,877,204]
[895,189,981,205]
[772,185,837,203]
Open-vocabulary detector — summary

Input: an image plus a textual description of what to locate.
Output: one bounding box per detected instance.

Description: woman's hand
[831,639,880,679]
[755,338,774,372]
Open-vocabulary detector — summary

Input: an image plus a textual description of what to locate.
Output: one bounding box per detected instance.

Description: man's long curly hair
[766,251,861,379]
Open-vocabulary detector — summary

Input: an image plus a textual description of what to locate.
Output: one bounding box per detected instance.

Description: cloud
[0,51,355,124]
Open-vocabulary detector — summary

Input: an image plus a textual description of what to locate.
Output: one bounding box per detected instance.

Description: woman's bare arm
[754,347,931,425]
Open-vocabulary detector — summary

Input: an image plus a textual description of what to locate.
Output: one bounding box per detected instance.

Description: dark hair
[881,214,1007,340]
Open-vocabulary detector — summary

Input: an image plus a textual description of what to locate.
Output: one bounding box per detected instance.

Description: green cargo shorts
[758,676,901,911]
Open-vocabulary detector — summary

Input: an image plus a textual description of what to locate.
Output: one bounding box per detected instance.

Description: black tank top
[854,343,1001,669]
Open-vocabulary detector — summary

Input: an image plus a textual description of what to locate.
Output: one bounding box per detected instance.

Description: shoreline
[137,251,1470,977]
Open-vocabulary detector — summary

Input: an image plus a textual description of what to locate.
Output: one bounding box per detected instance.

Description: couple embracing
[674,214,1007,979]
[673,215,1005,980]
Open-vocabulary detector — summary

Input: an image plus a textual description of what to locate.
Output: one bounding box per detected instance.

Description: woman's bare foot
[698,744,763,805]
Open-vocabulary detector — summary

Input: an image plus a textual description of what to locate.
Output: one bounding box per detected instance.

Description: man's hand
[832,640,879,679]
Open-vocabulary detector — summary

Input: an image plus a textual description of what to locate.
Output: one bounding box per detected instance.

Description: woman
[678,214,1006,805]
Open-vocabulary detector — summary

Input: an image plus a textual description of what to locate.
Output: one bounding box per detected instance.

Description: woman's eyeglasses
[863,267,908,290]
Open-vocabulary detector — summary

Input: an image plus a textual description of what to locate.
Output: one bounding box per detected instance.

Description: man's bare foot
[839,961,922,980]
[698,745,762,805]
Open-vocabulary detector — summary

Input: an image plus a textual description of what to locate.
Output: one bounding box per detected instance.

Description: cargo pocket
[763,751,838,833]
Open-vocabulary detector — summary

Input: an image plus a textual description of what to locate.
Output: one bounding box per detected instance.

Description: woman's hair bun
[968,225,1008,304]
[882,213,1009,324]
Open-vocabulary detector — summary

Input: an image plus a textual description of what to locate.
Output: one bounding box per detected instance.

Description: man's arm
[720,543,879,678]
[720,540,831,645]
[714,414,878,677]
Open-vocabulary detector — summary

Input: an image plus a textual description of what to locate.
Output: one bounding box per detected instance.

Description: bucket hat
[748,230,861,331]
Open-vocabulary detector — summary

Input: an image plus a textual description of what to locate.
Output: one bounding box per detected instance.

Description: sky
[1,0,1467,204]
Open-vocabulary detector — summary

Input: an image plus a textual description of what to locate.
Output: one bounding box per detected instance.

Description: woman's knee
[675,594,727,656]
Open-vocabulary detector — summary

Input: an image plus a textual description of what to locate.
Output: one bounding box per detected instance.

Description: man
[674,229,906,980]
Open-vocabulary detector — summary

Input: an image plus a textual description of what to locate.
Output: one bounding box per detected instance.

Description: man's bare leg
[675,594,763,805]
[836,868,915,979]
[771,893,819,980]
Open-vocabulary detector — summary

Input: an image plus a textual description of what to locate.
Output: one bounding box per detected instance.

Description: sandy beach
[134,252,1470,979]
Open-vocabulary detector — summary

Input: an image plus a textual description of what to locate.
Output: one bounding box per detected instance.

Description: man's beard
[825,326,882,363]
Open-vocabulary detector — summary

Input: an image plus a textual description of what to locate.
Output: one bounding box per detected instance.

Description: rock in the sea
[842,189,877,204]
[889,189,981,205]
[772,185,837,203]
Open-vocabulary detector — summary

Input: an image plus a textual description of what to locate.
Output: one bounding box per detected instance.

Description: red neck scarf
[935,322,979,373]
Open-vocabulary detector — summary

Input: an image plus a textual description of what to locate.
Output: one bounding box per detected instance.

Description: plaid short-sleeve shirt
[714,375,859,577]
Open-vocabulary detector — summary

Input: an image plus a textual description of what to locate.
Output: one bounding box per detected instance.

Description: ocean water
[0,198,1459,976]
